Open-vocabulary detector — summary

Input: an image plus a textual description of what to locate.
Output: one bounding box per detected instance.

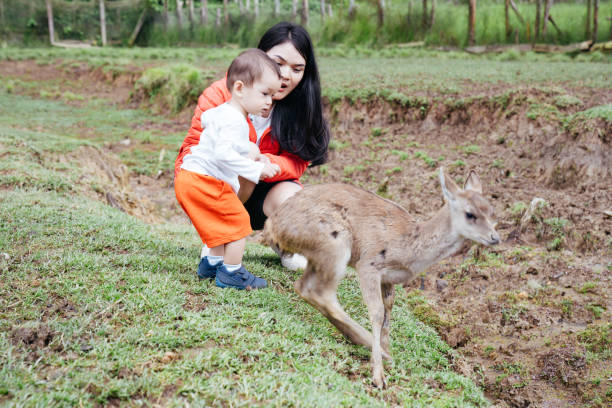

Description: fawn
[263,168,500,388]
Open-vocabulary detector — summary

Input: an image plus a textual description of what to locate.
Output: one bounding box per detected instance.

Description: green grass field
[0,82,488,406]
[1,45,611,406]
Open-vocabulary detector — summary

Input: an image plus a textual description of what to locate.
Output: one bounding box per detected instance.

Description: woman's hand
[260,163,280,180]
[254,153,271,164]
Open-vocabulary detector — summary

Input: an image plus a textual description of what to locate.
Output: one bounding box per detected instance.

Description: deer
[263,168,500,388]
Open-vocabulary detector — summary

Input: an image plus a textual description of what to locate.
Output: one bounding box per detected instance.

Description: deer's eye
[466,212,477,221]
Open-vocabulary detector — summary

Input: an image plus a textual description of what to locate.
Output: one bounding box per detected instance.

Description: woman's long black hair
[258,22,330,166]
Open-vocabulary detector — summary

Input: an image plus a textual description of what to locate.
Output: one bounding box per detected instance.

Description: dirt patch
[0,60,141,106]
[10,323,55,348]
[321,88,611,406]
[63,145,162,223]
[9,322,59,363]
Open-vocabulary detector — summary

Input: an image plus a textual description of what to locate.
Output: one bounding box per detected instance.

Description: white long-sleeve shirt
[180,103,264,193]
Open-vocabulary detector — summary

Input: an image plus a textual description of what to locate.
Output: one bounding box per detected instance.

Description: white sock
[223,263,241,272]
[206,255,223,266]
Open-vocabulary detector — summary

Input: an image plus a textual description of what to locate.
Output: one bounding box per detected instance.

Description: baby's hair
[226,48,280,91]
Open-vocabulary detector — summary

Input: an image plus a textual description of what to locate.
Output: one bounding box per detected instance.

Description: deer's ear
[439,167,460,203]
[464,171,483,194]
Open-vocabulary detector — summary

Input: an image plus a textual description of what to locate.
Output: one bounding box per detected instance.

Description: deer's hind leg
[381,283,395,357]
[295,248,376,353]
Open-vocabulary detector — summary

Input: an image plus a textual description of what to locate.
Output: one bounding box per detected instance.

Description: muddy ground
[2,60,611,407]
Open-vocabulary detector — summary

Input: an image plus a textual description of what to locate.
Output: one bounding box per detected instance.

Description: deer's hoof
[372,370,387,389]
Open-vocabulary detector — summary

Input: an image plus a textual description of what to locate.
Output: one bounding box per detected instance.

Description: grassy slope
[0,91,487,406]
[1,47,610,406]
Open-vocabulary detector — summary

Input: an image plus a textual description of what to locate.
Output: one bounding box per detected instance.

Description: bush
[134,64,213,113]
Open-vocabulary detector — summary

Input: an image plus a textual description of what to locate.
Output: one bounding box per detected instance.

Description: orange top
[174,77,309,182]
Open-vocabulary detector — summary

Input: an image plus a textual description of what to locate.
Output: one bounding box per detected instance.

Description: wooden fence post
[99,0,107,46]
[505,0,510,40]
[586,0,592,38]
[593,0,599,44]
[128,8,148,46]
[468,0,476,46]
[535,0,541,40]
[542,0,552,37]
[45,0,56,45]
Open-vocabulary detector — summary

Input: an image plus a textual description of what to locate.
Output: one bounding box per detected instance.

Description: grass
[0,91,181,178]
[0,88,488,406]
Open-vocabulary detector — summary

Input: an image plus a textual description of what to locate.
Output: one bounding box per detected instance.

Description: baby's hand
[254,153,271,164]
[260,163,280,179]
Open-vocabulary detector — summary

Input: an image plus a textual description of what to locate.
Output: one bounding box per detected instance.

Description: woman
[175,21,330,271]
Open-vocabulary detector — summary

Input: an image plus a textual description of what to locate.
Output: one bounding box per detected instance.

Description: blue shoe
[215,265,267,290]
[197,257,218,280]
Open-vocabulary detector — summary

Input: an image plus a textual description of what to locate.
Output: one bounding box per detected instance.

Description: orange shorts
[175,169,252,248]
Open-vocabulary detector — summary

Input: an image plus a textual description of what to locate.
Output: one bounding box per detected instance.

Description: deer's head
[439,168,500,246]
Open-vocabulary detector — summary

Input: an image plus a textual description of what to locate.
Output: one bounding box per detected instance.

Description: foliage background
[1,0,611,47]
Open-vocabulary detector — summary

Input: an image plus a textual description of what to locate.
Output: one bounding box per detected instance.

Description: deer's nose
[490,233,500,245]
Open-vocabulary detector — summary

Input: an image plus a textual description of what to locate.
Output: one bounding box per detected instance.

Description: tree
[592,0,599,43]
[320,0,326,23]
[99,0,107,46]
[187,0,195,29]
[422,0,428,29]
[348,0,357,20]
[301,0,309,26]
[163,0,169,29]
[542,0,552,37]
[0,0,5,30]
[223,0,228,24]
[505,0,510,39]
[292,0,298,20]
[586,0,592,38]
[468,0,476,46]
[535,0,541,40]
[175,0,183,29]
[129,6,149,46]
[200,0,208,24]
[376,0,384,27]
[45,0,56,45]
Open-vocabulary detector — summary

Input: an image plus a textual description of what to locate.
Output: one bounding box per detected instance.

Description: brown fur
[263,169,500,388]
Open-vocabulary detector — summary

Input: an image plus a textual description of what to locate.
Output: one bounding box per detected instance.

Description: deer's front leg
[357,265,386,388]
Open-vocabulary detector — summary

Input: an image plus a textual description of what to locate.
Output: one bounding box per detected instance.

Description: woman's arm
[262,151,309,183]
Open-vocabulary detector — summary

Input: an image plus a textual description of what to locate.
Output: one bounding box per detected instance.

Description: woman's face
[266,41,306,101]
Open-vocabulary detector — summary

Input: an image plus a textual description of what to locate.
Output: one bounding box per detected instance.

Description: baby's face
[241,68,282,117]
